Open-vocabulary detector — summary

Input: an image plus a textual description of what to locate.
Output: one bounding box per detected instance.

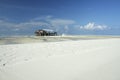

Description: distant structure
[35,29,57,36]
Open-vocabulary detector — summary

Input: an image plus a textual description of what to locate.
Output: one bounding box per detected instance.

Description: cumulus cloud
[78,22,108,30]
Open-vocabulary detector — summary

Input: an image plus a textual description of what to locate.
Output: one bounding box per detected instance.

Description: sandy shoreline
[0,37,120,80]
[0,35,119,45]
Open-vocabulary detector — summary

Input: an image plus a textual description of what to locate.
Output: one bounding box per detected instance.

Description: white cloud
[32,16,75,27]
[50,19,75,26]
[25,16,76,32]
[0,16,75,32]
[79,22,108,30]
[16,21,50,28]
[0,20,15,27]
[31,15,52,21]
[0,16,110,34]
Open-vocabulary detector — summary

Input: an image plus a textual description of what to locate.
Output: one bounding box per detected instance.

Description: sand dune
[0,37,120,80]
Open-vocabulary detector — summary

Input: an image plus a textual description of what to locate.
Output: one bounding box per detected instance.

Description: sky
[0,0,120,36]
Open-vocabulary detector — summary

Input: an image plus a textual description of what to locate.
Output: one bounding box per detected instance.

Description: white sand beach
[0,36,120,80]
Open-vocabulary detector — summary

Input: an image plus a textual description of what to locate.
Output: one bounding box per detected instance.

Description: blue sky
[0,0,120,36]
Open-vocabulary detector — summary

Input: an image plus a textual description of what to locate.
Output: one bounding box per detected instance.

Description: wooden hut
[35,29,57,36]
